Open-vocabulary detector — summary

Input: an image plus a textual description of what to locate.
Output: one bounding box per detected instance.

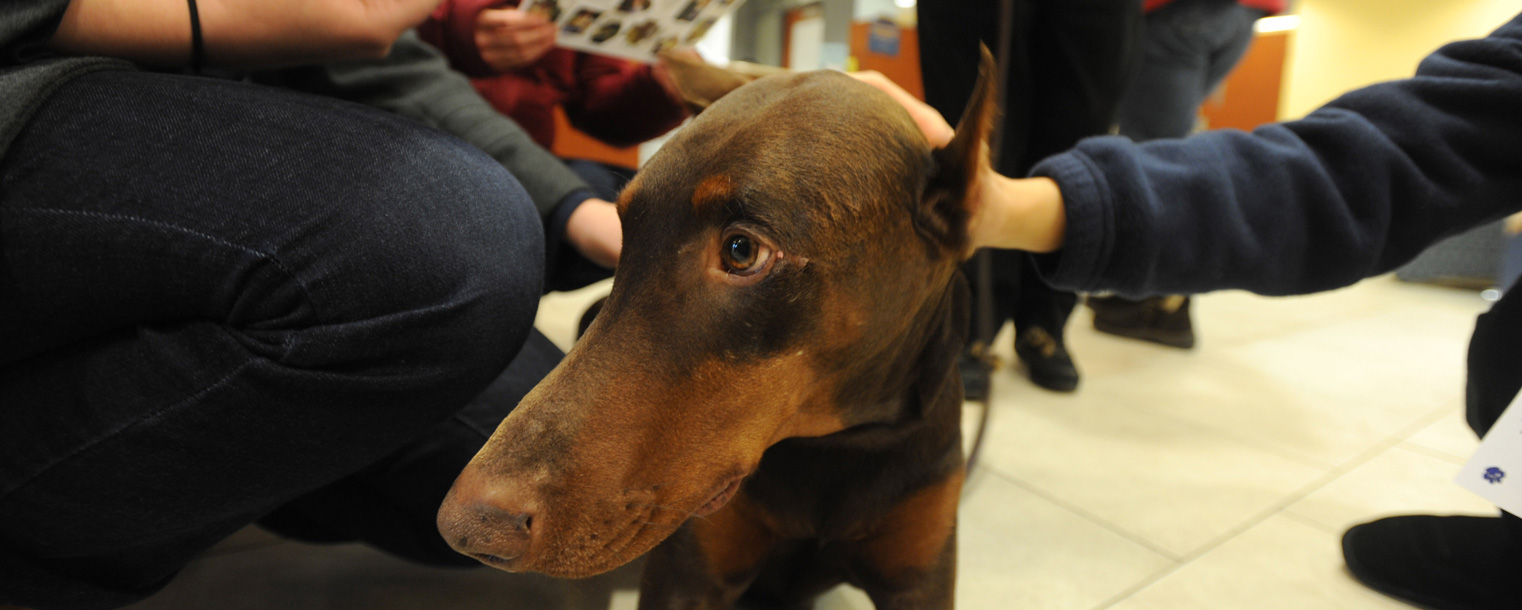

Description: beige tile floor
[128,275,1500,610]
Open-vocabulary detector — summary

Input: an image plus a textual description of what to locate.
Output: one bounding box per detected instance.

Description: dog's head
[437,52,998,577]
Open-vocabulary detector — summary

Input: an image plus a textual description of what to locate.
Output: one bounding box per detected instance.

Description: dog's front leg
[847,471,962,610]
[637,495,778,610]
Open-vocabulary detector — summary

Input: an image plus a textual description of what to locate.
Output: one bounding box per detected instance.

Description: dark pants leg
[1117,0,1263,141]
[1466,291,1522,438]
[920,0,1142,347]
[256,329,564,566]
[0,71,544,610]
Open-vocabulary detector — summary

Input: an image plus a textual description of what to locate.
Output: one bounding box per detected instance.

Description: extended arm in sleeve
[1032,13,1522,298]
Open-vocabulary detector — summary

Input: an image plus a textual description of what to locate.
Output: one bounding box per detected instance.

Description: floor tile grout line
[1065,324,1459,475]
[1395,438,1477,466]
[1116,393,1344,471]
[1199,301,1394,353]
[1277,506,1349,535]
[1194,279,1408,348]
[1087,401,1458,610]
[978,465,1185,562]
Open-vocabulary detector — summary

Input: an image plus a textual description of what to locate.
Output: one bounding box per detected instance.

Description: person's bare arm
[48,0,443,68]
[972,174,1066,254]
[566,198,622,268]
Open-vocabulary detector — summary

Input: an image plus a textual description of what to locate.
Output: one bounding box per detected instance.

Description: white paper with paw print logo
[1457,390,1522,517]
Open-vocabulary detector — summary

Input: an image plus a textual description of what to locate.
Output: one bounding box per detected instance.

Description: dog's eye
[721,231,773,276]
[727,235,757,267]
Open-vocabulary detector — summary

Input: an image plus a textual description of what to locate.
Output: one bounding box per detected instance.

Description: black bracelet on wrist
[187,0,204,74]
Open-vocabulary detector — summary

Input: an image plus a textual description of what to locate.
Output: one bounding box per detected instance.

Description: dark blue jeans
[0,71,550,609]
[1118,0,1266,141]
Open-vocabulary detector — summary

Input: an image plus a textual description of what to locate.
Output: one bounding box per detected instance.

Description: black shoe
[959,351,992,402]
[1089,295,1196,349]
[1014,326,1079,393]
[1342,514,1522,610]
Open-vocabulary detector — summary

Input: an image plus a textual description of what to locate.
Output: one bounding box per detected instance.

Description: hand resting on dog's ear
[850,70,1068,257]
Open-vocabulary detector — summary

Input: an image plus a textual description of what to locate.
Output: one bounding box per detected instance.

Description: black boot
[959,351,992,402]
[1342,513,1522,610]
[1089,295,1196,349]
[1014,326,1079,393]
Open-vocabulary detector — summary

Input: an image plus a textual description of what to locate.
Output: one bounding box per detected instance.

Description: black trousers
[0,71,558,610]
[919,0,1143,345]
[1467,292,1522,438]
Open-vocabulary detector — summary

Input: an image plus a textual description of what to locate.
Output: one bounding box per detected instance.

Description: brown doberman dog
[436,51,999,609]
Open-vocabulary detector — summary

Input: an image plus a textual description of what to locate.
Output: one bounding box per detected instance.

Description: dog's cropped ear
[658,50,778,114]
[918,45,999,257]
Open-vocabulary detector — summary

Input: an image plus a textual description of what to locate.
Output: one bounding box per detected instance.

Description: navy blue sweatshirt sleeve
[1031,12,1522,298]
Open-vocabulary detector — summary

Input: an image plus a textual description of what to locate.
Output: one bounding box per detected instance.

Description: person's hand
[847,71,1065,256]
[969,174,1066,256]
[566,198,623,268]
[50,0,442,68]
[475,8,557,71]
[847,70,953,148]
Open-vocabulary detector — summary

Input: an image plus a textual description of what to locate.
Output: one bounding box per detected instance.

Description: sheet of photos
[529,0,746,63]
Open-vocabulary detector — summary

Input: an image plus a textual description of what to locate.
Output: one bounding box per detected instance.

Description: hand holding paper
[476,8,558,71]
[538,0,747,63]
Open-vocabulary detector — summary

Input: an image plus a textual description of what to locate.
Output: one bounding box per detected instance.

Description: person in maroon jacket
[418,0,689,168]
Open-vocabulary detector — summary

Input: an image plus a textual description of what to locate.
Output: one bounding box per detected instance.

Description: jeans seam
[3,206,319,353]
[0,359,254,501]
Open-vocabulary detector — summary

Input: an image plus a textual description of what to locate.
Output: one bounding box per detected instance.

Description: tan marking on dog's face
[691,174,733,212]
[615,174,644,215]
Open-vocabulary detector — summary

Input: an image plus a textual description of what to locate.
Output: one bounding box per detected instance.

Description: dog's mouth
[471,552,521,570]
[695,474,746,517]
[450,471,751,576]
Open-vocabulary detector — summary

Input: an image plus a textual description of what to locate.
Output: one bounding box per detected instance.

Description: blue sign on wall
[868,19,900,57]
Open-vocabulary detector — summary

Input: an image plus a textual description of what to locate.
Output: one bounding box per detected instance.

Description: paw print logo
[1484,467,1505,484]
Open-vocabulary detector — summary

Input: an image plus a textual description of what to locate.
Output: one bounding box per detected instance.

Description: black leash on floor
[964,0,1016,480]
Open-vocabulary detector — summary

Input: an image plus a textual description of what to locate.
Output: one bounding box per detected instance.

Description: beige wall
[1279,0,1517,119]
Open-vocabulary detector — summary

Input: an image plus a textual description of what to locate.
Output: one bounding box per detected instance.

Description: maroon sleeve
[562,53,689,149]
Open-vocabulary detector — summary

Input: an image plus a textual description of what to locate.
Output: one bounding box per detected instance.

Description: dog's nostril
[488,508,534,538]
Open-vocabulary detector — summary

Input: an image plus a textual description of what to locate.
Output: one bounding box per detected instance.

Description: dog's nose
[436,465,540,568]
[457,503,534,564]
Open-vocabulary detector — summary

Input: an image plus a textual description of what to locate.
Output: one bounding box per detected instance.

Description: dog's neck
[820,268,970,446]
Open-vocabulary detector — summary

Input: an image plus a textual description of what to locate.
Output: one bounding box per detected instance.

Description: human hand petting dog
[475,7,557,71]
[848,70,1067,256]
[566,198,622,268]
